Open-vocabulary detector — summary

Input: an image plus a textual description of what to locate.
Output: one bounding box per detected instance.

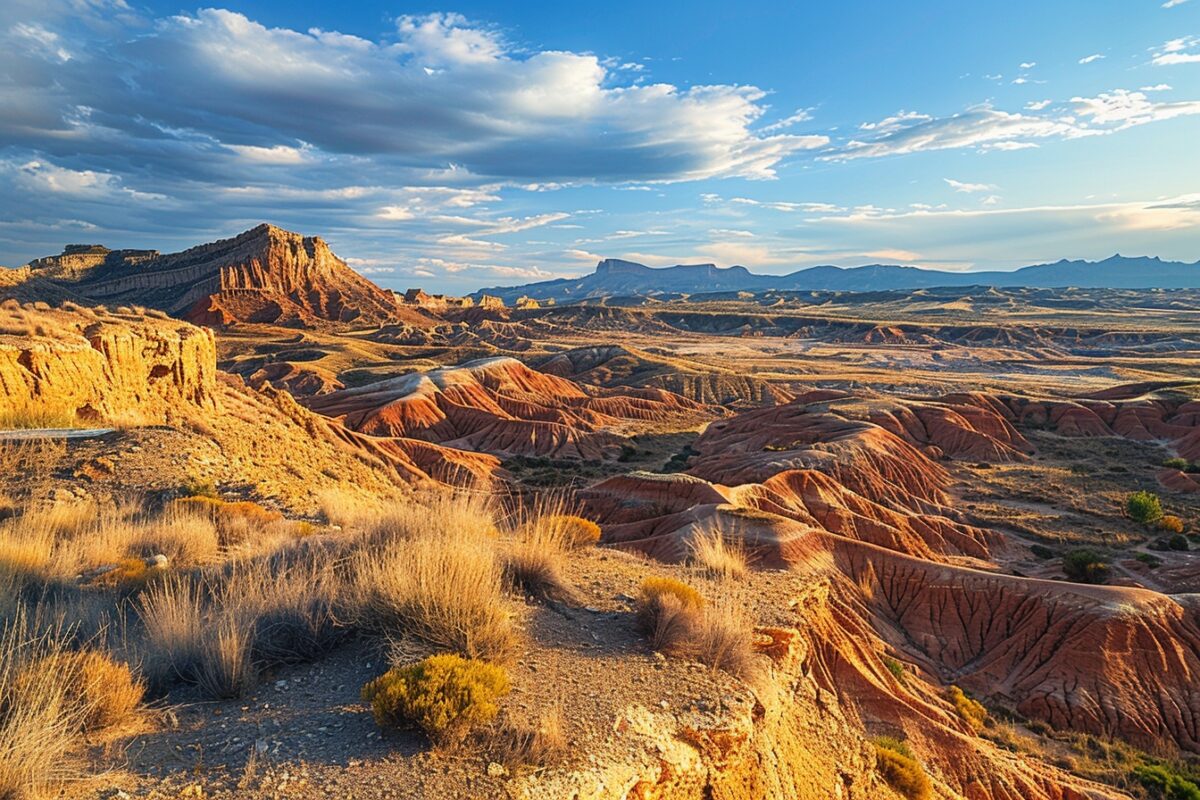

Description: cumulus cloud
[0,8,825,187]
[1079,53,1105,64]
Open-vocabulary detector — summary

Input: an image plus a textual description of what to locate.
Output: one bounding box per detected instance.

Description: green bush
[1138,552,1163,569]
[1029,543,1056,560]
[873,737,931,800]
[948,685,987,733]
[1163,458,1189,471]
[361,654,510,745]
[1169,534,1190,552]
[1127,491,1164,525]
[1062,549,1111,584]
[883,656,906,684]
[1133,763,1200,800]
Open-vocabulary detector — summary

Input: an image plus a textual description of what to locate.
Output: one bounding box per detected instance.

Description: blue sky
[1,1,1198,293]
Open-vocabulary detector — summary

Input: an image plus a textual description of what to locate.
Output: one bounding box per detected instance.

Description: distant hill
[473,255,1200,303]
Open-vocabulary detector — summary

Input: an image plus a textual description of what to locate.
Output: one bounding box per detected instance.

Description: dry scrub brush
[0,613,144,798]
[635,577,759,679]
[687,523,748,580]
[350,492,518,661]
[501,495,589,604]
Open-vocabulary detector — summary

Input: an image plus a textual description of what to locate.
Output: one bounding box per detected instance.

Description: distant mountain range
[474,255,1200,303]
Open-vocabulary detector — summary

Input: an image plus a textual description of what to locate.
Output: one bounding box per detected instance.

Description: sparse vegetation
[883,655,907,684]
[948,685,987,732]
[694,599,759,680]
[872,736,931,800]
[351,493,518,661]
[17,649,145,733]
[1127,491,1165,525]
[1163,457,1190,471]
[1133,762,1200,800]
[1062,548,1112,584]
[687,524,749,580]
[361,654,511,746]
[1159,515,1187,534]
[488,705,567,769]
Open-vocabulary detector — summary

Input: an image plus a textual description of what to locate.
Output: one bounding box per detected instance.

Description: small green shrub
[873,737,931,800]
[361,654,510,745]
[1169,534,1190,552]
[1133,763,1200,800]
[1029,543,1056,560]
[1062,549,1111,585]
[1127,491,1164,525]
[180,478,219,499]
[1163,458,1190,471]
[1138,552,1163,569]
[883,656,906,684]
[948,685,987,732]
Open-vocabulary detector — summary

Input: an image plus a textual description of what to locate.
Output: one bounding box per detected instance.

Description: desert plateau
[3,2,1200,799]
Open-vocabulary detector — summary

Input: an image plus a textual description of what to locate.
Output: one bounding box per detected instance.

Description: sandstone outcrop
[0,300,217,424]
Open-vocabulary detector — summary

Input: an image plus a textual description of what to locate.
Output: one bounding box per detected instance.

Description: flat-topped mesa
[30,224,410,328]
[27,245,160,281]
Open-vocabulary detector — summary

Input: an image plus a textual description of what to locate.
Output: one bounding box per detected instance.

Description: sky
[1,1,1198,294]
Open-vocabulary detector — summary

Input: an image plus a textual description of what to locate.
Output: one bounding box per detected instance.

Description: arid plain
[4,226,1200,800]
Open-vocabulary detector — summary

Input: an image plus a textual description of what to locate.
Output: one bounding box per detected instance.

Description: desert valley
[4,224,1200,799]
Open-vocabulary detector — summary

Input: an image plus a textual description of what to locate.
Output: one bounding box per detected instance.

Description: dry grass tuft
[0,614,89,799]
[489,705,567,769]
[351,494,518,661]
[694,599,759,680]
[687,524,748,580]
[17,650,144,733]
[0,399,78,430]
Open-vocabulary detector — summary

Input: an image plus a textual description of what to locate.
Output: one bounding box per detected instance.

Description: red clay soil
[305,357,714,460]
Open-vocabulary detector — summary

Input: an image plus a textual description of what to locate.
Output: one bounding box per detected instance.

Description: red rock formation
[305,357,713,460]
[27,224,431,328]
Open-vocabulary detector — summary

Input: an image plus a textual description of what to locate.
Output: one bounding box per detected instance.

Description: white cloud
[1163,0,1190,8]
[1153,36,1200,65]
[944,178,997,193]
[1070,88,1200,127]
[1141,84,1174,91]
[1078,53,1105,64]
[1026,99,1052,110]
[695,241,790,266]
[1020,61,1037,69]
[761,108,814,133]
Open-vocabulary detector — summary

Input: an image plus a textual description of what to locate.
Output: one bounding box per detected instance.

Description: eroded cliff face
[12,224,425,328]
[0,300,217,424]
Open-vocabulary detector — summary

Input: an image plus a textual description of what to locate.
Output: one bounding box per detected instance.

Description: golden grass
[0,613,89,799]
[873,737,931,800]
[351,493,517,661]
[948,685,988,733]
[694,599,759,680]
[502,503,578,605]
[16,650,144,733]
[687,523,748,580]
[0,400,78,430]
[489,704,567,769]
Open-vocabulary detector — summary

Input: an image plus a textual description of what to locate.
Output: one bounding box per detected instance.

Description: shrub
[638,577,705,610]
[17,650,144,733]
[181,478,219,499]
[361,654,510,745]
[1169,534,1191,552]
[1163,458,1190,471]
[1133,763,1200,800]
[1159,515,1187,534]
[1062,549,1111,585]
[1127,491,1164,525]
[873,737,931,800]
[1138,552,1163,569]
[948,685,987,732]
[194,617,254,700]
[883,656,907,684]
[688,524,748,580]
[1029,543,1056,560]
